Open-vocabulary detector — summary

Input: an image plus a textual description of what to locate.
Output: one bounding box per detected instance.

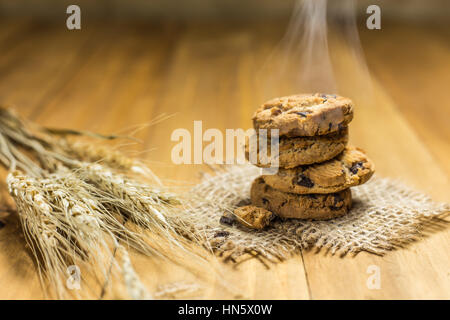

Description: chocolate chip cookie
[252,93,353,137]
[233,205,275,229]
[262,146,374,194]
[245,126,349,168]
[251,177,352,220]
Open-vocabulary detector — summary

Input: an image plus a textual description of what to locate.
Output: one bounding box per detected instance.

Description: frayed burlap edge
[185,164,450,262]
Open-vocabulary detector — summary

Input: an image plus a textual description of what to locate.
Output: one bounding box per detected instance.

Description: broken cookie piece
[233,205,275,230]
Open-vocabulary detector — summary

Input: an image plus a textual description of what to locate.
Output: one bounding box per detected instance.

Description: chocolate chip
[350,161,364,174]
[219,215,235,226]
[328,193,344,211]
[262,198,269,205]
[295,112,309,117]
[269,213,278,222]
[0,221,5,229]
[328,122,332,131]
[295,174,315,188]
[314,127,320,135]
[306,194,318,199]
[333,193,343,206]
[214,231,230,238]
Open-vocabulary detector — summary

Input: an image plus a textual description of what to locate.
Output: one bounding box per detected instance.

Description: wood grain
[0,20,448,299]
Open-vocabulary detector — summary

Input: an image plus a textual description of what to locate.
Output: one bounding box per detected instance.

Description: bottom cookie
[250,177,352,220]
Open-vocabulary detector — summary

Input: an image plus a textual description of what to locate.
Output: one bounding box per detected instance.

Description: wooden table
[0,19,449,299]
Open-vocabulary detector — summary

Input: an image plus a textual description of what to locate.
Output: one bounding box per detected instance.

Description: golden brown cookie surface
[245,126,348,168]
[252,93,353,137]
[262,146,374,194]
[251,177,352,220]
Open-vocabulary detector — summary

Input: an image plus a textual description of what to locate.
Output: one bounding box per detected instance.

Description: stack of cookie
[235,93,374,229]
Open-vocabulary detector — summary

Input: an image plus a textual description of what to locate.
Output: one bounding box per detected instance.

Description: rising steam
[259,0,372,101]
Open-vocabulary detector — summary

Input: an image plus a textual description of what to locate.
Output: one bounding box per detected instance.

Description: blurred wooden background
[0,0,449,300]
[0,0,449,21]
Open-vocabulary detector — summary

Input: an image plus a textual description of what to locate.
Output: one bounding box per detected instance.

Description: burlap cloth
[186,164,449,262]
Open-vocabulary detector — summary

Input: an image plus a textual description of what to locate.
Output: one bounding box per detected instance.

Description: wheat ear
[7,169,123,298]
[118,245,152,300]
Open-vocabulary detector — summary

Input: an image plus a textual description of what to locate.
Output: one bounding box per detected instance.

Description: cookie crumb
[219,213,235,226]
[214,231,230,238]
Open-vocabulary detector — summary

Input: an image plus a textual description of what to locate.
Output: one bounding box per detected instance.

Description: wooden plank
[0,20,448,299]
[0,22,96,118]
[82,22,310,299]
[360,22,450,177]
[300,31,450,299]
[0,22,100,299]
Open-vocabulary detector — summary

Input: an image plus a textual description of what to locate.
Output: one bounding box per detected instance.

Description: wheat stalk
[7,171,81,298]
[73,163,181,237]
[0,106,211,299]
[55,138,162,184]
[118,245,152,300]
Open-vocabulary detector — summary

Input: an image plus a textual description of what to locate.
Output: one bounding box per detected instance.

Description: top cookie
[252,93,354,137]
